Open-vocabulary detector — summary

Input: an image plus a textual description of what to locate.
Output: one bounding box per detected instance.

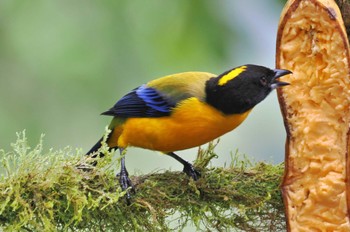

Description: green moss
[0,131,285,231]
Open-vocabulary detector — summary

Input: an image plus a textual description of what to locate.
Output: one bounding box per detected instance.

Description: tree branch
[0,132,284,231]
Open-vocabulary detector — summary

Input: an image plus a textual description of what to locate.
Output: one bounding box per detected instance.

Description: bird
[86,64,291,198]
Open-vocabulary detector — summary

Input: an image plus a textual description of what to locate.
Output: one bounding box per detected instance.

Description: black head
[205,64,291,114]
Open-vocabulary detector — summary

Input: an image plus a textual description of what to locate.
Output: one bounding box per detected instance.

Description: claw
[183,162,201,181]
[117,170,135,200]
[166,152,201,181]
[118,153,135,202]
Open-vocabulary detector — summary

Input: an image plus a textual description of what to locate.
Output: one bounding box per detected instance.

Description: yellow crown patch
[218,66,247,86]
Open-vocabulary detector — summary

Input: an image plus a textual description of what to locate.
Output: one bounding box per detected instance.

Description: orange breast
[111,98,251,152]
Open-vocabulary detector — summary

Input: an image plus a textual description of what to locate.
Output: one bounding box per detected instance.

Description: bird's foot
[117,170,135,201]
[183,162,201,181]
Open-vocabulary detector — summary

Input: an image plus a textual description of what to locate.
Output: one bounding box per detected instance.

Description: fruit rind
[276,0,350,231]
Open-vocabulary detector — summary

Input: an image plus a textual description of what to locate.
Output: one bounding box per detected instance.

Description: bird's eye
[260,76,268,86]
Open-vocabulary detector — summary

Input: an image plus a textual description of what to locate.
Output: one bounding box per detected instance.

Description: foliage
[0,132,285,231]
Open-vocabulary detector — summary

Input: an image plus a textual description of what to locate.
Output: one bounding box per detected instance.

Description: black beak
[271,69,292,89]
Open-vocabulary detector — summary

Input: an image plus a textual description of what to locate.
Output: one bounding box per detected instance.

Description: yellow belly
[111,98,251,152]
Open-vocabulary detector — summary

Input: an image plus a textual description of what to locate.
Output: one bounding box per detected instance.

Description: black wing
[102,85,175,118]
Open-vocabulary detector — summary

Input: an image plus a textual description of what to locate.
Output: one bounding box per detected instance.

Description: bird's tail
[86,137,104,157]
[84,138,105,168]
[86,129,117,160]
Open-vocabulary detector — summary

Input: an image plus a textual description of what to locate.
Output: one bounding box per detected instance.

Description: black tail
[85,137,108,167]
[85,129,118,168]
[86,137,104,158]
[86,129,117,159]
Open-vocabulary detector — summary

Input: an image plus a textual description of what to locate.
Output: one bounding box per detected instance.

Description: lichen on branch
[0,132,285,231]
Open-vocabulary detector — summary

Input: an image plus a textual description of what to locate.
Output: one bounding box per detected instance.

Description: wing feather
[102,85,173,117]
[102,72,215,118]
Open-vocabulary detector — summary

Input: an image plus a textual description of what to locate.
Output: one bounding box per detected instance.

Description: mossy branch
[0,132,285,231]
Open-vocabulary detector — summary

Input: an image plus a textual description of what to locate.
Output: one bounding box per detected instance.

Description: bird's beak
[271,69,292,89]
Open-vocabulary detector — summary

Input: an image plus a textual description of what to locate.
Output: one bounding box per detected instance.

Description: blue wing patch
[101,85,175,118]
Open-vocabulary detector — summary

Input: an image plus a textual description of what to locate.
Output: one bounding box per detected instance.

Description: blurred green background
[0,0,286,173]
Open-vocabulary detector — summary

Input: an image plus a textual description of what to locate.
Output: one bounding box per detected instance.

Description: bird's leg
[117,148,135,199]
[166,152,200,180]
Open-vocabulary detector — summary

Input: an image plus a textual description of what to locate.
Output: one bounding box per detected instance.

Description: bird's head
[205,64,291,114]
